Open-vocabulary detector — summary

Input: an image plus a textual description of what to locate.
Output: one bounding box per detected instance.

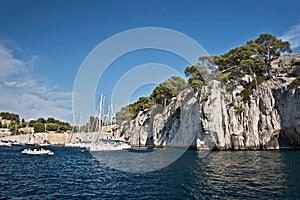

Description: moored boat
[21,148,54,155]
[0,141,11,146]
[39,140,51,147]
[10,140,21,146]
[88,139,131,151]
[64,142,86,148]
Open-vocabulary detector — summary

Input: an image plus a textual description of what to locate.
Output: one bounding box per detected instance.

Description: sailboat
[11,124,21,146]
[39,124,51,146]
[65,114,87,148]
[87,95,131,152]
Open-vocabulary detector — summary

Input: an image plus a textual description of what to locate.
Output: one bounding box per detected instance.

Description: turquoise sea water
[0,146,299,199]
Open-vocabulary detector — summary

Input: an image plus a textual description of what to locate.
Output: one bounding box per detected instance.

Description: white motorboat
[0,142,11,146]
[39,140,51,146]
[88,139,131,151]
[64,142,86,148]
[11,141,21,146]
[22,148,54,155]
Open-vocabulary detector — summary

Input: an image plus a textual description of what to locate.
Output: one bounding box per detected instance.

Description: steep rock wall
[126,54,300,150]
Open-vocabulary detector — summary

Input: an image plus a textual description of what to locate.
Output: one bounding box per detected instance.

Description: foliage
[151,76,187,105]
[28,120,36,127]
[289,76,300,89]
[185,64,210,90]
[0,111,71,133]
[234,106,245,113]
[113,32,293,125]
[28,117,71,132]
[214,44,265,75]
[45,122,70,132]
[46,117,56,123]
[212,33,292,82]
[0,112,19,122]
[115,96,155,125]
[9,122,20,134]
[45,123,59,131]
[116,76,187,124]
[33,122,45,133]
[239,76,268,103]
[247,33,292,62]
[220,74,229,83]
[228,102,234,107]
[37,118,46,124]
[151,84,173,105]
[240,89,253,102]
[188,79,206,90]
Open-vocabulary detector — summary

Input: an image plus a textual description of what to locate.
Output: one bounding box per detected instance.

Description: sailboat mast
[96,94,104,143]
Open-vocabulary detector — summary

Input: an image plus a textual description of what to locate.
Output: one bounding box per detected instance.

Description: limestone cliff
[125,53,300,150]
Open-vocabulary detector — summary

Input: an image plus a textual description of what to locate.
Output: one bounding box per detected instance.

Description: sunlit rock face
[126,53,300,150]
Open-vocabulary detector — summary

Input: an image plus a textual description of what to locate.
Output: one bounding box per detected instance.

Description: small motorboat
[10,141,21,146]
[39,141,51,147]
[22,148,54,155]
[0,141,11,146]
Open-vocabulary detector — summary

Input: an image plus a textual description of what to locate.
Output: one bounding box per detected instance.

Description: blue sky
[0,0,300,123]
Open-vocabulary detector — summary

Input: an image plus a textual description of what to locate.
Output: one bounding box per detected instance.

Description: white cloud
[280,23,300,49]
[4,80,35,88]
[0,42,73,122]
[0,43,26,78]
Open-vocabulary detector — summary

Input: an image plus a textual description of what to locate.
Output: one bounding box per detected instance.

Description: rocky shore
[0,131,120,146]
[122,53,300,150]
[1,132,80,146]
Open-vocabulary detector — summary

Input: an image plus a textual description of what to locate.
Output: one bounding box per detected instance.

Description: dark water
[0,146,299,199]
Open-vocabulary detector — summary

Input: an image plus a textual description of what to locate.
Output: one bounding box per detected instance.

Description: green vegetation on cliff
[212,33,292,78]
[115,96,155,125]
[115,33,293,124]
[151,76,187,105]
[115,76,187,124]
[289,76,300,89]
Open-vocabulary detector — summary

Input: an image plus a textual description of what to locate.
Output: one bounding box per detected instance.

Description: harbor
[0,129,128,147]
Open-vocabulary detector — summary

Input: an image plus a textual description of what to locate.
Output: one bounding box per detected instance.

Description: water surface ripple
[0,146,299,199]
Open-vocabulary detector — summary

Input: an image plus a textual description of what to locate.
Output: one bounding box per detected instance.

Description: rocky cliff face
[125,53,300,150]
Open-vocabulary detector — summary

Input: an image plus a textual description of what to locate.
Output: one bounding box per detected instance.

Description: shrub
[189,79,206,90]
[248,76,266,89]
[234,106,245,113]
[240,89,253,102]
[289,76,300,89]
[221,74,229,83]
[228,102,234,107]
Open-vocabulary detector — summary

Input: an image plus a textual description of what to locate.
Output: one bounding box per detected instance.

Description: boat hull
[88,142,131,151]
[22,148,54,155]
[64,143,87,148]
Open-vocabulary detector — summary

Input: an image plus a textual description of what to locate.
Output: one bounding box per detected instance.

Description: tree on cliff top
[184,56,218,90]
[151,76,187,106]
[211,33,292,78]
[247,33,292,63]
[115,76,187,124]
[115,96,155,125]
